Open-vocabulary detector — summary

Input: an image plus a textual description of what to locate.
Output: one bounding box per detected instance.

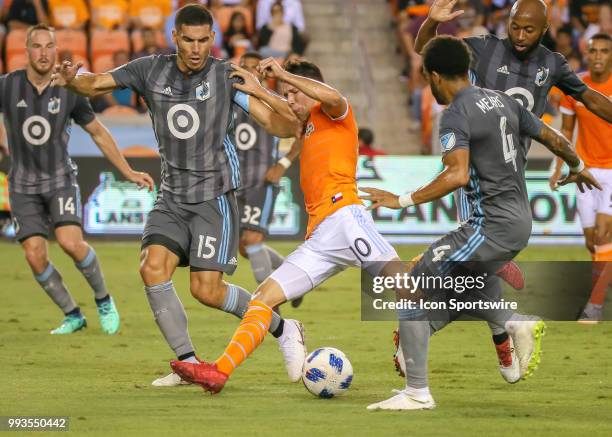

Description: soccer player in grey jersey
[408,0,612,375]
[1,25,154,335]
[233,52,287,289]
[362,36,600,410]
[51,5,308,386]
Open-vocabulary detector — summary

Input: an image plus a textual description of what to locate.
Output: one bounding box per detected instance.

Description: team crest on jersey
[534,67,549,87]
[440,132,456,152]
[48,97,61,114]
[304,122,315,138]
[196,82,210,101]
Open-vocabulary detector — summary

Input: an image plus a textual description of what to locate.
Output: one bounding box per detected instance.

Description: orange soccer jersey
[300,102,362,239]
[560,73,612,169]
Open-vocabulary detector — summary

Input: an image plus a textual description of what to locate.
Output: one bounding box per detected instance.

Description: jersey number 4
[500,116,517,172]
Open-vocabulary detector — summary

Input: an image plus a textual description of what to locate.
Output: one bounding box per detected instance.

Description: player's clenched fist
[257,57,287,81]
[229,64,264,96]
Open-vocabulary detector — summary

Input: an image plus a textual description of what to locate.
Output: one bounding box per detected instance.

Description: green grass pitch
[1,241,611,436]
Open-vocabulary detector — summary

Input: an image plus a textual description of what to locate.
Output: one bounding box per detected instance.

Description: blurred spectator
[256,0,305,33]
[555,25,580,59]
[223,11,253,58]
[90,0,129,30]
[358,128,387,157]
[487,0,515,37]
[48,0,89,30]
[130,0,172,30]
[133,27,172,58]
[165,0,223,57]
[258,1,305,58]
[223,0,252,5]
[6,0,49,30]
[92,50,139,113]
[455,0,487,38]
[570,0,607,33]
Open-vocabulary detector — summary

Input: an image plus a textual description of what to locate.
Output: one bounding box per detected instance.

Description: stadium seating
[5,29,27,72]
[130,29,168,53]
[91,29,130,73]
[55,29,88,60]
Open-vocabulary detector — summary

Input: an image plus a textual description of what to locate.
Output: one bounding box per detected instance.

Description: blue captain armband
[233,90,250,113]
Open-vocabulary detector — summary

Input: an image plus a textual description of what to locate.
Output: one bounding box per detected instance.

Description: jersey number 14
[500,116,517,172]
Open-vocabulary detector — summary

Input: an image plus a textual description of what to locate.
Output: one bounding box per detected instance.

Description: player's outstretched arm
[360,148,469,210]
[576,88,612,123]
[415,0,464,54]
[50,61,118,97]
[230,65,300,138]
[83,118,155,191]
[549,113,576,190]
[534,123,601,193]
[259,57,347,119]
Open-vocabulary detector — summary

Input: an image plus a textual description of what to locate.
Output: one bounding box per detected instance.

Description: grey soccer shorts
[142,191,239,274]
[9,184,82,242]
[405,224,521,321]
[235,183,279,234]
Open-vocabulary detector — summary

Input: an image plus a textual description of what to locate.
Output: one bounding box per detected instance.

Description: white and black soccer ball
[302,347,353,398]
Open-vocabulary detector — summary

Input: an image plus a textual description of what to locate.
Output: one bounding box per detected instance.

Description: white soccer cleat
[505,318,546,380]
[277,319,307,382]
[496,336,521,384]
[367,389,436,411]
[151,372,192,387]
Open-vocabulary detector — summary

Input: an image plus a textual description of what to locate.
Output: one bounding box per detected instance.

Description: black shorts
[142,191,239,274]
[9,184,82,242]
[235,184,279,234]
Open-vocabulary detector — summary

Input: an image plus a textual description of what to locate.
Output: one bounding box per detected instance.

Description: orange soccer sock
[589,245,612,306]
[215,300,273,376]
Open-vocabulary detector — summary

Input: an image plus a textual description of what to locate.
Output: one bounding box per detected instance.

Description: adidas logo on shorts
[229,257,238,265]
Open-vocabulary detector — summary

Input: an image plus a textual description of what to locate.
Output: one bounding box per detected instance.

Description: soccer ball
[302,347,353,398]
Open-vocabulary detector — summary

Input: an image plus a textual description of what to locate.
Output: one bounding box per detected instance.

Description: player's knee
[239,232,264,258]
[139,254,170,285]
[57,236,83,258]
[24,244,47,272]
[238,240,248,258]
[252,279,284,307]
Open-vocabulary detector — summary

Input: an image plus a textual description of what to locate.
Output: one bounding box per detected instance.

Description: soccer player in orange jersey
[550,33,612,323]
[170,58,404,393]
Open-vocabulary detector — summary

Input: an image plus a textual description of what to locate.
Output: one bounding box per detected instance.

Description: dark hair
[285,60,324,82]
[26,23,55,45]
[175,4,214,30]
[358,128,374,146]
[557,25,572,38]
[240,51,263,62]
[590,33,612,43]
[422,36,471,79]
[271,1,284,13]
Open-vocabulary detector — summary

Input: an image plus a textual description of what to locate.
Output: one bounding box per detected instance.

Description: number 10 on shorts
[197,235,217,259]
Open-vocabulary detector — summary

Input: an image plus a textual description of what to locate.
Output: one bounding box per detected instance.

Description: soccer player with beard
[364,36,600,410]
[51,5,307,387]
[391,0,612,383]
[1,24,154,335]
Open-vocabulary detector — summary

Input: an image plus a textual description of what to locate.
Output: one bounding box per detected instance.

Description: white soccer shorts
[577,167,612,229]
[269,204,398,301]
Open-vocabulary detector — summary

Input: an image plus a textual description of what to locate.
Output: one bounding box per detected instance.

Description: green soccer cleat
[50,314,87,334]
[97,297,120,335]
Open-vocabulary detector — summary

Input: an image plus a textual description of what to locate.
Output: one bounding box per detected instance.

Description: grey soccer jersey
[234,109,279,189]
[111,54,249,203]
[465,34,587,117]
[0,70,95,194]
[439,86,544,251]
